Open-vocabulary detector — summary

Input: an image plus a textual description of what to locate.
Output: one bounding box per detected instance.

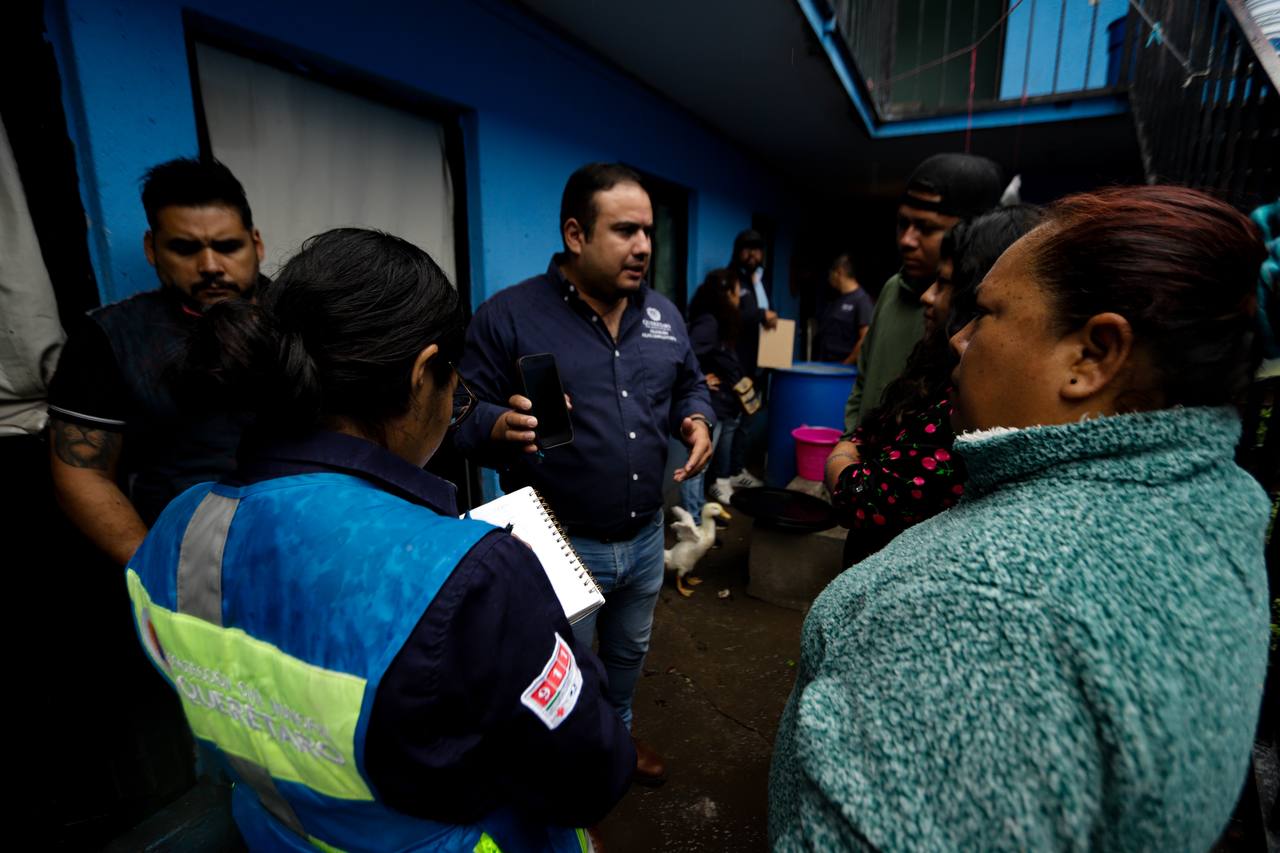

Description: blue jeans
[569,509,665,729]
[730,406,753,474]
[680,416,743,516]
[711,414,740,482]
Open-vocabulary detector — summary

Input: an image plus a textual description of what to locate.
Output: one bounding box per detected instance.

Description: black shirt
[46,287,258,523]
[815,288,874,363]
[230,430,635,827]
[688,312,744,421]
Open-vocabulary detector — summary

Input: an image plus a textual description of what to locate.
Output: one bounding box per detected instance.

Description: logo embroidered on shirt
[520,633,583,730]
[642,313,678,343]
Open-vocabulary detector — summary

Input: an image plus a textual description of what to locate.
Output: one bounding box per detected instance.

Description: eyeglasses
[449,363,477,430]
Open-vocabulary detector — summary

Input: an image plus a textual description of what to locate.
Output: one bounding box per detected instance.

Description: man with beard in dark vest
[48,157,267,566]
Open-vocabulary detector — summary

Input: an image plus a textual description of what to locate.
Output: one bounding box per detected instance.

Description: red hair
[1031,186,1266,406]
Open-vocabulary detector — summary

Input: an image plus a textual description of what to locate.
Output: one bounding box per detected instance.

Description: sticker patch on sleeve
[520,633,583,730]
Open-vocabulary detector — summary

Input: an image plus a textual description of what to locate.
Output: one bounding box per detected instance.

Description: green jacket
[770,407,1270,852]
[844,273,926,433]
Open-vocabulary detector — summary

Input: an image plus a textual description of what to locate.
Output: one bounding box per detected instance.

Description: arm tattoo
[52,420,122,471]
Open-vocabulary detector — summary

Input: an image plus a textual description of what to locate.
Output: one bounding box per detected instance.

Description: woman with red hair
[771,186,1271,851]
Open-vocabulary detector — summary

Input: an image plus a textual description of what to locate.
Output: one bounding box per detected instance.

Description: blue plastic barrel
[766,361,857,486]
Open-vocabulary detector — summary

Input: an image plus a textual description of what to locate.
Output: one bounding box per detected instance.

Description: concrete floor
[597,512,805,853]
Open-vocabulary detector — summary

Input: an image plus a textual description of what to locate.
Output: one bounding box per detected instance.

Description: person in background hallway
[826,205,1042,567]
[814,254,873,364]
[844,153,1003,434]
[771,186,1271,851]
[684,268,748,508]
[130,228,633,852]
[455,163,714,786]
[725,228,776,489]
[46,158,267,565]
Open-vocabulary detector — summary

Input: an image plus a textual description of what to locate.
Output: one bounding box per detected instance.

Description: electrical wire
[871,0,1212,93]
[872,0,1027,88]
[1127,0,1213,86]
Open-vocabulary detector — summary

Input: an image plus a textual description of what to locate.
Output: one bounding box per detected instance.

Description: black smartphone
[517,353,574,450]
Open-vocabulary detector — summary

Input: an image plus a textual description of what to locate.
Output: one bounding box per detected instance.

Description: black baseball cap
[902,153,1004,219]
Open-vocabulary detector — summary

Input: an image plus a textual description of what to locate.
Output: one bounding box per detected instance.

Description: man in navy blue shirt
[455,163,714,785]
[815,254,874,364]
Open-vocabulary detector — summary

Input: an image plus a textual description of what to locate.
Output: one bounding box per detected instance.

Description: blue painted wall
[999,0,1128,100]
[45,0,799,323]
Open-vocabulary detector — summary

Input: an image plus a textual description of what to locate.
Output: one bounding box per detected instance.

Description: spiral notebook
[465,487,604,624]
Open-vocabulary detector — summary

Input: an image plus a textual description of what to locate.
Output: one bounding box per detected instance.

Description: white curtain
[196,43,457,282]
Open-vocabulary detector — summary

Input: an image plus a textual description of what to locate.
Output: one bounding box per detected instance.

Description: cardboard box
[757,318,795,370]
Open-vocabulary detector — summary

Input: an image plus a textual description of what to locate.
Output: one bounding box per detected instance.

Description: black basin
[729,487,837,533]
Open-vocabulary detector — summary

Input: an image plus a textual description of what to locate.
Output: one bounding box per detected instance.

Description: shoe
[709,477,734,504]
[729,469,764,489]
[632,736,667,786]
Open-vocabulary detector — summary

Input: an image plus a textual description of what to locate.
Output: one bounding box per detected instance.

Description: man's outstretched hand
[673,417,713,482]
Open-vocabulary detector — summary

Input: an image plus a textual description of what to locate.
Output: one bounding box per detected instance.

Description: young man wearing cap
[843,153,1003,433]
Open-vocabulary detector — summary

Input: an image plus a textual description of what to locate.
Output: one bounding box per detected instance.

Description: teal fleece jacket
[770,407,1270,852]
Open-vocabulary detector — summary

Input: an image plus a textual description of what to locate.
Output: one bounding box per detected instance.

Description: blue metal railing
[1125,0,1280,210]
[818,0,1277,206]
[829,0,1135,120]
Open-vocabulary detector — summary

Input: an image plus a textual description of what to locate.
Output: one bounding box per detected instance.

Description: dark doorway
[633,169,690,312]
[2,4,200,849]
[751,212,779,300]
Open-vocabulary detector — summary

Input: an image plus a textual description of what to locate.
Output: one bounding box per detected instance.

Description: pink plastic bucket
[791,425,843,481]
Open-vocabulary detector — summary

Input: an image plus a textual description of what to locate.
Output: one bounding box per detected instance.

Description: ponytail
[178,227,463,438]
[181,296,323,433]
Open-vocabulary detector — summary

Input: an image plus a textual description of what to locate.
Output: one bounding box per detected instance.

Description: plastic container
[791,426,842,481]
[766,361,856,486]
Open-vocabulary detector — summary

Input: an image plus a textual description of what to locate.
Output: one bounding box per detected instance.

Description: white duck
[664,502,732,597]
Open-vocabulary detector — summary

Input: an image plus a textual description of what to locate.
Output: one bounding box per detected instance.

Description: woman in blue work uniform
[126,228,633,852]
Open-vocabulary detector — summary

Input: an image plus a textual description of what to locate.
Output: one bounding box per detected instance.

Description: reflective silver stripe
[46,404,127,427]
[176,492,238,626]
[226,754,309,839]
[174,491,312,843]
